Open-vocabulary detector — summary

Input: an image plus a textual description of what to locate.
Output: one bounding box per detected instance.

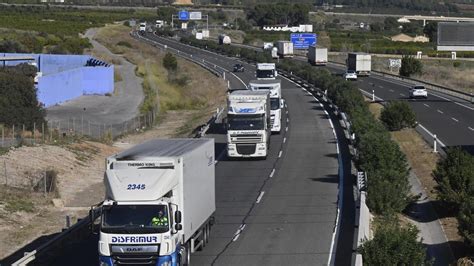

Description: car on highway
[233,63,245,72]
[409,85,428,99]
[344,70,357,81]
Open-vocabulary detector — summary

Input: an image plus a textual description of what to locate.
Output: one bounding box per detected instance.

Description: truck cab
[95,139,215,266]
[248,80,283,133]
[139,22,147,32]
[256,63,277,80]
[226,90,271,158]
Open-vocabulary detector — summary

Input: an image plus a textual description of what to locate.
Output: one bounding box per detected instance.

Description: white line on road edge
[269,168,275,178]
[452,117,459,122]
[379,85,384,88]
[437,109,444,114]
[278,150,283,158]
[423,104,430,108]
[229,71,247,88]
[469,127,474,131]
[232,224,246,242]
[400,93,406,97]
[329,119,334,129]
[389,89,394,92]
[286,126,288,132]
[417,123,447,147]
[324,110,329,115]
[256,191,265,203]
[327,144,343,266]
[283,137,287,143]
[287,118,289,123]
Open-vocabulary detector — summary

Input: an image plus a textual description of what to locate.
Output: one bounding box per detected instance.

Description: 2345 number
[127,184,146,190]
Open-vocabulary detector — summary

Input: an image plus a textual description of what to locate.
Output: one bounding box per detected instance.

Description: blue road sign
[178,10,189,21]
[290,33,317,49]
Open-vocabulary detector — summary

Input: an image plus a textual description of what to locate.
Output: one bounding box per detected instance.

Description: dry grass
[95,24,226,116]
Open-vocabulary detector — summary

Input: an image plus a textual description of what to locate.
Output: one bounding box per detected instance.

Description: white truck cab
[256,63,277,80]
[95,139,215,266]
[139,22,146,32]
[226,90,271,158]
[248,79,283,133]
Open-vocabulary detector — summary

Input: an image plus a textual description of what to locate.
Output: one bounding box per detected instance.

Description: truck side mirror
[175,210,182,224]
[175,224,183,231]
[280,99,285,109]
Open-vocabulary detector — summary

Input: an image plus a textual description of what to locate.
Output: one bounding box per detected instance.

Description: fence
[1,109,157,150]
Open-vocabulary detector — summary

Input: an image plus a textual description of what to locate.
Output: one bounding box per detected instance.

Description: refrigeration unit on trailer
[93,138,215,266]
[256,63,277,80]
[248,79,284,133]
[226,90,271,158]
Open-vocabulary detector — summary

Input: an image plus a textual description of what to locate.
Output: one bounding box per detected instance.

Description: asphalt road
[32,33,351,266]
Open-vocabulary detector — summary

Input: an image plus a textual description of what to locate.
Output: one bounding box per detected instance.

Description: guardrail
[12,207,101,266]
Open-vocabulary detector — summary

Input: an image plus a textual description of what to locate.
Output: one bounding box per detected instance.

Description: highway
[33,32,354,266]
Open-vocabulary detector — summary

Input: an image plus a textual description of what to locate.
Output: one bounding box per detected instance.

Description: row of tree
[245,3,311,27]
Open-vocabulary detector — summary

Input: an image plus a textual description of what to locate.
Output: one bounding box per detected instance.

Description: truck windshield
[228,114,265,130]
[101,205,169,234]
[270,98,280,110]
[256,70,275,79]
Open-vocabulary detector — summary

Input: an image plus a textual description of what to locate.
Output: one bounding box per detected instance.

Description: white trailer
[95,138,215,266]
[248,79,284,133]
[308,45,328,66]
[347,52,371,76]
[256,63,277,80]
[276,41,294,58]
[227,90,271,158]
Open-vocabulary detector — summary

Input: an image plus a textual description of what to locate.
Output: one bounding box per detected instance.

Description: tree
[384,17,399,31]
[423,22,438,42]
[370,22,383,32]
[380,101,416,131]
[358,219,427,265]
[459,196,474,250]
[401,22,421,35]
[0,67,46,130]
[162,52,178,72]
[399,55,423,77]
[433,147,474,209]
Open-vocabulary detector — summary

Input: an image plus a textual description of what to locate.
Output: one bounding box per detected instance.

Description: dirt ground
[0,24,226,259]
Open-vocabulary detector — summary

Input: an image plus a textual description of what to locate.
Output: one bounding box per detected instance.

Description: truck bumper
[227,143,267,158]
[99,250,179,266]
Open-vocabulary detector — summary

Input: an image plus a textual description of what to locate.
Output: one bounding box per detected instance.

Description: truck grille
[237,144,256,155]
[230,134,262,143]
[113,254,158,265]
[270,116,275,127]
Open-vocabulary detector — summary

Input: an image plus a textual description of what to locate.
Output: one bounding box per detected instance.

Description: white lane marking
[256,191,265,203]
[336,142,339,154]
[232,224,246,242]
[379,85,384,88]
[228,71,247,88]
[452,117,459,122]
[287,118,289,123]
[324,110,329,115]
[329,119,334,129]
[286,126,288,131]
[400,93,406,97]
[417,123,447,147]
[389,89,394,92]
[423,104,430,108]
[468,127,474,131]
[319,103,324,107]
[283,137,287,143]
[437,109,444,114]
[429,91,474,111]
[278,150,283,158]
[286,110,289,114]
[269,168,275,178]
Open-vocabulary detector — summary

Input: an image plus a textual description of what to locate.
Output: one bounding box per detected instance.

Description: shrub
[358,219,427,265]
[400,55,423,77]
[453,61,461,68]
[380,101,416,131]
[433,147,474,209]
[116,41,132,48]
[162,52,178,72]
[459,196,474,250]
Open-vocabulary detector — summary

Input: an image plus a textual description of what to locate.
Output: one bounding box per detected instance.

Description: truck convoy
[256,63,277,80]
[95,138,215,266]
[308,46,328,66]
[347,52,371,76]
[248,79,283,133]
[276,41,294,58]
[227,90,271,158]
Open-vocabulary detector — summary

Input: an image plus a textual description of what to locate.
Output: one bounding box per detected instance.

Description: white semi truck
[347,52,371,76]
[248,79,283,133]
[227,90,271,158]
[308,45,328,66]
[94,138,215,266]
[139,22,147,32]
[256,63,277,80]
